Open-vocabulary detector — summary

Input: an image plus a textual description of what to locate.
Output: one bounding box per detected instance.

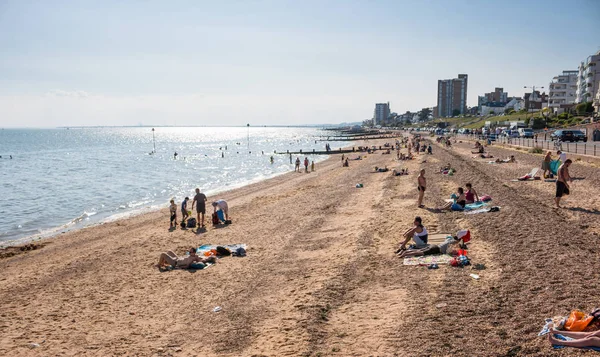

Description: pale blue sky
[1,0,599,127]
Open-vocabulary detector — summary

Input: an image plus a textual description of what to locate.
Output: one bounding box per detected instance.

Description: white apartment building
[548,70,578,111]
[373,102,390,126]
[576,50,600,103]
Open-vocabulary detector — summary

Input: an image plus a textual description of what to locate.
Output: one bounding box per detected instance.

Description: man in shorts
[192,188,207,227]
[417,169,426,208]
[555,159,572,208]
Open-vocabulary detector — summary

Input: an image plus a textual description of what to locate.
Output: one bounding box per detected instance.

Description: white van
[518,128,534,138]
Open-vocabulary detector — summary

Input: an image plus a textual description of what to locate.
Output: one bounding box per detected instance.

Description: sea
[0,127,346,245]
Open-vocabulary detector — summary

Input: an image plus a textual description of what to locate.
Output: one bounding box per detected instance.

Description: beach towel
[465,206,501,215]
[511,167,539,181]
[197,244,247,256]
[550,160,560,176]
[464,201,487,210]
[403,254,454,266]
[551,334,600,351]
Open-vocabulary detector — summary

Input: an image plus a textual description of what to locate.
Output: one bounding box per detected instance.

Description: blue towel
[550,160,560,176]
[552,334,600,351]
[465,201,487,210]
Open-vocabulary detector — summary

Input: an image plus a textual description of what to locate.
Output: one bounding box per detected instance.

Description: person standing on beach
[557,150,567,163]
[192,188,207,227]
[169,199,177,229]
[311,160,315,172]
[555,159,572,208]
[212,199,230,220]
[181,197,190,223]
[417,169,426,208]
[304,157,309,173]
[289,153,292,164]
[295,157,301,172]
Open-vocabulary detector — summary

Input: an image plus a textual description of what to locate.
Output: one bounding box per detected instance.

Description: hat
[456,230,471,243]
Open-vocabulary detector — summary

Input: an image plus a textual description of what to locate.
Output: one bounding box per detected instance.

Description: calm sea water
[0,127,345,245]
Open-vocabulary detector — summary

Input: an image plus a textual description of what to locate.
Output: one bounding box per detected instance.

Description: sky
[1,0,599,127]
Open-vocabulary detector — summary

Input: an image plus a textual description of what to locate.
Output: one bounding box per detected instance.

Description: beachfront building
[576,50,600,104]
[437,74,468,117]
[594,87,600,114]
[373,102,390,126]
[524,90,548,112]
[477,87,508,111]
[548,70,578,114]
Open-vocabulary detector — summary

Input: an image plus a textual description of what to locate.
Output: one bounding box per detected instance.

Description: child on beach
[169,199,177,229]
[438,187,466,211]
[181,197,190,223]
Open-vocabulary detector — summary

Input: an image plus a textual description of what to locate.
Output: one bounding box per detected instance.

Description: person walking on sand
[295,157,301,172]
[192,188,207,227]
[555,159,572,208]
[304,157,309,173]
[417,169,426,208]
[557,150,567,163]
[169,199,177,229]
[181,197,190,223]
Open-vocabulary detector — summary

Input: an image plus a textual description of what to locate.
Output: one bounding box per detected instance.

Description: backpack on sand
[186,218,197,228]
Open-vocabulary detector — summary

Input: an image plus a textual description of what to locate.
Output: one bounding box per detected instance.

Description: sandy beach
[2,135,600,357]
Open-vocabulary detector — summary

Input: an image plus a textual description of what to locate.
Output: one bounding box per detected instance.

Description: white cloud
[45,89,90,98]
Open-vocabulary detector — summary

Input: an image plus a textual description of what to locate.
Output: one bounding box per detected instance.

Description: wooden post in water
[152,128,156,154]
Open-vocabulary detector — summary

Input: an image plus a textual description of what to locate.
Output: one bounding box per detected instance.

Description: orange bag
[564,310,593,331]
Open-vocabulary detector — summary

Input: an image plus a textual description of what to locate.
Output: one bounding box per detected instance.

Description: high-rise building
[373,102,390,126]
[548,70,578,111]
[437,74,468,117]
[576,50,600,103]
[477,87,508,110]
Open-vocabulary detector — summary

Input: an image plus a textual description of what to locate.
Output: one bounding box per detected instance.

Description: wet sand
[1,136,600,356]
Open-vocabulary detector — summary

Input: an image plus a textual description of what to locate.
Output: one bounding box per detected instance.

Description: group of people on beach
[169,188,230,229]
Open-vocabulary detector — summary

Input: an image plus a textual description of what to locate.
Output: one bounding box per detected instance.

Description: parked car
[550,130,587,142]
[518,128,534,138]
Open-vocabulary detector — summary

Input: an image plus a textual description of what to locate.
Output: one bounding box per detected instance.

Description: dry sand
[1,135,600,357]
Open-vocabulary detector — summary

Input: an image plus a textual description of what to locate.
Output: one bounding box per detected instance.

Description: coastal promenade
[1,137,599,356]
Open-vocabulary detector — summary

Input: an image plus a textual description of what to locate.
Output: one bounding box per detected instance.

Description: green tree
[452,109,461,117]
[419,108,432,121]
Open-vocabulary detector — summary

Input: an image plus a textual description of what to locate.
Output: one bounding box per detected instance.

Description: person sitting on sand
[555,159,572,208]
[158,247,217,270]
[392,168,407,176]
[212,199,230,220]
[438,187,466,211]
[465,183,479,204]
[548,328,600,349]
[343,158,349,167]
[542,151,552,178]
[427,145,432,154]
[396,216,429,252]
[397,235,461,258]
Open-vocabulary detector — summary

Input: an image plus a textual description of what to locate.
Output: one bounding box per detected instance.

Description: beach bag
[186,218,197,228]
[216,246,231,256]
[212,213,220,225]
[565,310,593,331]
[456,230,471,243]
[480,195,492,202]
[180,221,186,229]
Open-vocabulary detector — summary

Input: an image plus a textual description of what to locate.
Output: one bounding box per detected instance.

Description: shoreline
[3,135,598,355]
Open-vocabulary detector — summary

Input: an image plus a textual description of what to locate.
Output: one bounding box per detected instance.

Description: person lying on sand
[548,328,600,348]
[478,153,493,159]
[438,187,466,211]
[374,166,389,172]
[397,235,461,258]
[158,247,217,270]
[395,216,428,253]
[392,168,408,176]
[495,155,516,164]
